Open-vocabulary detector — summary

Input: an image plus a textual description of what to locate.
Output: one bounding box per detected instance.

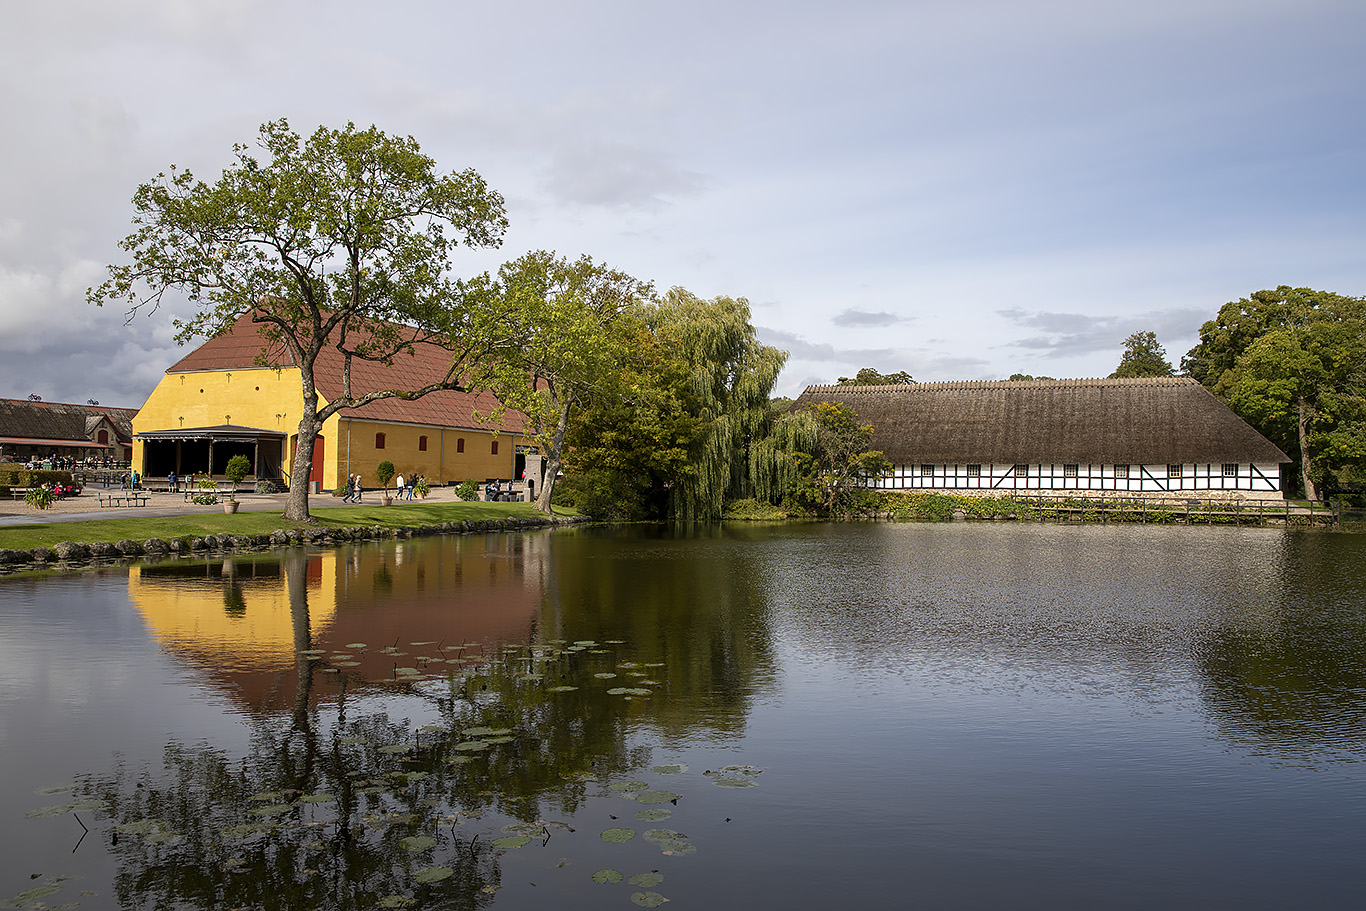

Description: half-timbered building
[791,377,1289,498]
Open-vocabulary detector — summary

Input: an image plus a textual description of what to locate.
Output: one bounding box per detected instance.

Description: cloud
[757,327,896,364]
[996,307,1210,358]
[538,140,705,210]
[831,309,907,329]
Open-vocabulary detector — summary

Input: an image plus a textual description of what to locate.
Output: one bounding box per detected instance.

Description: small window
[491,440,499,456]
[456,438,465,453]
[1168,464,1183,478]
[920,464,934,476]
[1222,463,1239,477]
[966,464,981,478]
[1114,464,1130,479]
[97,429,109,445]
[1013,464,1028,478]
[418,435,428,452]
[375,432,386,450]
[1064,464,1078,478]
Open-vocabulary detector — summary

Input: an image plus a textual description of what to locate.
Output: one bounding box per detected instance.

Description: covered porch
[136,425,286,481]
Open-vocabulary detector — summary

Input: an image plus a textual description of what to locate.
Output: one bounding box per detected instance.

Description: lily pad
[251,803,293,817]
[379,744,413,755]
[608,687,652,696]
[632,890,669,907]
[600,827,636,843]
[652,764,688,775]
[33,784,75,796]
[636,809,673,821]
[711,777,755,788]
[378,896,413,909]
[452,740,491,751]
[594,672,618,679]
[463,726,512,737]
[394,667,422,677]
[629,872,665,887]
[491,835,531,849]
[547,685,579,692]
[414,865,454,884]
[346,643,368,648]
[592,869,624,884]
[7,885,62,903]
[634,791,679,805]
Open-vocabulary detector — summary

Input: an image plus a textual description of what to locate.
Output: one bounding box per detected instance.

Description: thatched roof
[791,378,1290,465]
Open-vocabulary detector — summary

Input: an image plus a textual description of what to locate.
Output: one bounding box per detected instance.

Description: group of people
[41,480,83,499]
[340,472,428,503]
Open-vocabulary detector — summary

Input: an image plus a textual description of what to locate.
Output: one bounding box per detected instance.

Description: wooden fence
[1011,495,1339,527]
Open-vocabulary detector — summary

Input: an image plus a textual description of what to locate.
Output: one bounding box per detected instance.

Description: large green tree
[1184,286,1366,499]
[89,120,508,521]
[1109,331,1175,378]
[775,401,890,514]
[467,251,654,513]
[650,290,788,521]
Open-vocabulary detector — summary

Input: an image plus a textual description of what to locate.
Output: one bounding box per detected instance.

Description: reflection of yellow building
[132,314,532,489]
[129,555,339,669]
[127,536,546,713]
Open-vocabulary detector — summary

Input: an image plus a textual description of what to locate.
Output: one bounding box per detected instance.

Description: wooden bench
[97,493,150,508]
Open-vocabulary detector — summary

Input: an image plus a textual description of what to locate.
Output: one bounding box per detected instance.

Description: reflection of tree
[82,547,651,909]
[1196,533,1366,759]
[539,524,780,738]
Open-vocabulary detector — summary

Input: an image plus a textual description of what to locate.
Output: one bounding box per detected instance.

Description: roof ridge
[801,377,1197,394]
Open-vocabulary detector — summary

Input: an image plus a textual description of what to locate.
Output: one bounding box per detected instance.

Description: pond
[1,522,1364,910]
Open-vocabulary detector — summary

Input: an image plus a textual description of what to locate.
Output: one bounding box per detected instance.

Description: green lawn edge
[0,501,577,552]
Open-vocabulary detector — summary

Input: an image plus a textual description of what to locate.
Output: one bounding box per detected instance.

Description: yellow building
[133,316,531,491]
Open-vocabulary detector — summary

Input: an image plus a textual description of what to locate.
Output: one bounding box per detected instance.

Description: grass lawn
[0,501,572,552]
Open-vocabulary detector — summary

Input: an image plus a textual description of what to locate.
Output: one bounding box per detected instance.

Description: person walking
[353,474,363,503]
[342,473,355,502]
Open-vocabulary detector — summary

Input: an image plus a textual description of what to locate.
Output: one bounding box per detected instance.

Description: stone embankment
[0,514,587,573]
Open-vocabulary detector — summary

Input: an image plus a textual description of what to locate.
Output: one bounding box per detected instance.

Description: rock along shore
[0,513,589,574]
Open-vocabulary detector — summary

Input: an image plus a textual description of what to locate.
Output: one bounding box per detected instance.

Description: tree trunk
[1297,395,1318,502]
[284,376,324,522]
[534,398,572,514]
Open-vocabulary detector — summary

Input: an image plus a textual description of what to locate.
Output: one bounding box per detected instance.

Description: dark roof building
[0,398,136,463]
[792,378,1289,497]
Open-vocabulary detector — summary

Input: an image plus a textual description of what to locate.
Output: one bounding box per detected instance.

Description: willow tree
[649,289,788,521]
[88,119,507,521]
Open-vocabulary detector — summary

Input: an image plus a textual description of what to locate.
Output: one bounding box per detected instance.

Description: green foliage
[414,478,430,497]
[1007,374,1054,381]
[467,251,654,513]
[836,367,914,385]
[24,487,55,510]
[720,498,790,520]
[88,119,508,522]
[1109,331,1175,378]
[758,401,890,516]
[224,455,251,484]
[374,461,396,490]
[0,466,75,487]
[1185,286,1366,499]
[651,289,788,521]
[555,467,654,521]
[454,478,479,501]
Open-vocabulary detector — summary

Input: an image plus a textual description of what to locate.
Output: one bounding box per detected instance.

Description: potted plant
[375,460,396,506]
[193,478,219,506]
[415,478,430,499]
[223,454,251,513]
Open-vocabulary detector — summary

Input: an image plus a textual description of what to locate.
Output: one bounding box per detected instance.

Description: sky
[2,0,1364,408]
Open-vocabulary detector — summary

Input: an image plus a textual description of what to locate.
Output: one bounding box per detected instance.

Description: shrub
[375,460,396,492]
[454,478,479,501]
[24,487,55,510]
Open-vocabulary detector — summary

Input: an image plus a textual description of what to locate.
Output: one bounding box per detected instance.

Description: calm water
[1,523,1364,910]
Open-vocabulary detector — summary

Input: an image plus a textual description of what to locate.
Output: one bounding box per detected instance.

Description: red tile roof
[166,315,526,433]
